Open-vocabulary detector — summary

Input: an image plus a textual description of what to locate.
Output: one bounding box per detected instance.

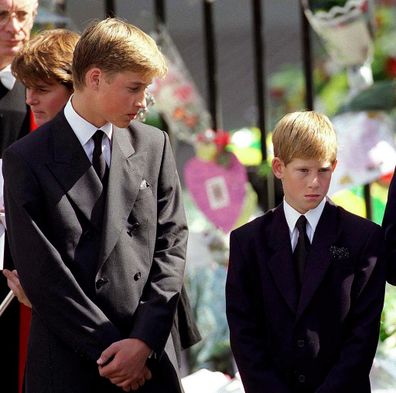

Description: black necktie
[293,215,310,285]
[0,79,8,96]
[92,130,107,182]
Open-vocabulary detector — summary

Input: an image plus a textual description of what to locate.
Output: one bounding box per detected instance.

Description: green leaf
[337,80,396,114]
[308,0,347,13]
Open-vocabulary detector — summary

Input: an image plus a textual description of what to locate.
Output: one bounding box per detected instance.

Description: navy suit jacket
[3,112,188,393]
[382,171,396,284]
[0,80,30,156]
[0,79,31,393]
[226,201,386,393]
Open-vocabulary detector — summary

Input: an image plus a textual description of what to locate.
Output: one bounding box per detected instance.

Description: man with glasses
[0,1,37,392]
[0,0,37,151]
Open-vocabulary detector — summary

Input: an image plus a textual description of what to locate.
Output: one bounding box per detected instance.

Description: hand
[127,366,151,391]
[97,338,152,391]
[2,269,32,308]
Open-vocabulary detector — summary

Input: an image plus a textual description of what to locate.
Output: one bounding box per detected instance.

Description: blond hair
[12,29,79,92]
[272,111,337,165]
[72,18,167,90]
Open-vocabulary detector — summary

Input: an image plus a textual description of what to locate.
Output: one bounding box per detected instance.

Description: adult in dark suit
[226,111,386,393]
[3,18,188,392]
[382,170,396,284]
[0,0,36,152]
[0,1,37,392]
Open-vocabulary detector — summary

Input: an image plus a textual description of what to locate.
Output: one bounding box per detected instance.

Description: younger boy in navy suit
[226,111,386,393]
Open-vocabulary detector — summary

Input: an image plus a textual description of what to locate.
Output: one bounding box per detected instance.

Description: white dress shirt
[64,97,112,166]
[283,198,326,251]
[0,65,16,90]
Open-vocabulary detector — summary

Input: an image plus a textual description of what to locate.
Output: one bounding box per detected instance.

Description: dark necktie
[92,130,107,183]
[0,79,8,96]
[293,215,310,285]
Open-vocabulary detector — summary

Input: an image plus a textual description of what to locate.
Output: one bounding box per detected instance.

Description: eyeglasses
[0,9,31,28]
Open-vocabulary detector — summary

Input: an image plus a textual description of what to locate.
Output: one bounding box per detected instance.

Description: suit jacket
[172,285,201,366]
[382,171,396,284]
[0,80,30,156]
[226,201,386,393]
[0,79,31,393]
[3,111,188,393]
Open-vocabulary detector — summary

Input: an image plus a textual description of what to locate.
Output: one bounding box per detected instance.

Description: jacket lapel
[265,204,299,313]
[46,112,104,230]
[296,200,339,319]
[98,126,146,269]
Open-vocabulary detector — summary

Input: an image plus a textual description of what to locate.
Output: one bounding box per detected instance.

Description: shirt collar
[283,197,326,235]
[64,96,113,146]
[0,65,16,90]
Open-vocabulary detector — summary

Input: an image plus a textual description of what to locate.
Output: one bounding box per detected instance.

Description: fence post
[300,4,314,110]
[105,0,116,18]
[251,0,275,209]
[203,0,221,130]
[155,0,166,31]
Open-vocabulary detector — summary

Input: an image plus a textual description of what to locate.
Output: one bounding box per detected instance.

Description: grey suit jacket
[3,112,188,393]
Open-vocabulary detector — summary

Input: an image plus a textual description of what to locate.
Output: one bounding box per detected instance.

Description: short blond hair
[272,111,337,165]
[12,29,79,92]
[72,18,168,90]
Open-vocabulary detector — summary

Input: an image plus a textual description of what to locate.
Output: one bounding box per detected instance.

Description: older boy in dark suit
[0,1,37,392]
[3,18,188,393]
[226,111,386,393]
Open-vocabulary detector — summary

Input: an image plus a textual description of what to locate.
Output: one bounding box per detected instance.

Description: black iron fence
[102,0,372,217]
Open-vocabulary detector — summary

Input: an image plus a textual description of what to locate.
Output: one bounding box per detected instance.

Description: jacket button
[298,374,306,383]
[127,222,140,236]
[96,278,108,289]
[297,339,305,348]
[134,272,142,281]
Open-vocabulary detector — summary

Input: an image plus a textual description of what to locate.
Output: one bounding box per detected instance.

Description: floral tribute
[184,130,248,233]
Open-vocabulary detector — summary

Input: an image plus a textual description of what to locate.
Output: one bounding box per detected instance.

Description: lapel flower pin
[329,245,350,261]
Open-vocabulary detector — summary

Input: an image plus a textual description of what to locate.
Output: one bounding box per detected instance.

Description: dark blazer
[0,79,31,393]
[382,172,396,284]
[226,201,386,393]
[0,80,30,156]
[3,112,188,393]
